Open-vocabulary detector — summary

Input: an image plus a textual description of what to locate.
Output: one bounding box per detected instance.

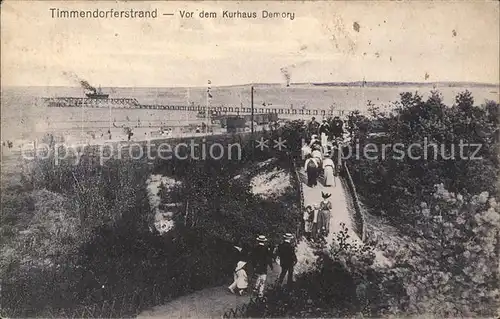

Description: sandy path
[137,166,370,318]
[137,266,282,319]
[137,168,365,318]
[299,170,359,243]
[299,169,390,267]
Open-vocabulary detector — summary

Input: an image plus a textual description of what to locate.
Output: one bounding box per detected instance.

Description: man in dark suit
[250,235,274,297]
[275,233,298,289]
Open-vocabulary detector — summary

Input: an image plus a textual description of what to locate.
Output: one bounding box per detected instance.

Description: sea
[1,84,498,143]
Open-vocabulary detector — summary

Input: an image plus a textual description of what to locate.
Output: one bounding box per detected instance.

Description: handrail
[290,157,306,239]
[342,159,366,242]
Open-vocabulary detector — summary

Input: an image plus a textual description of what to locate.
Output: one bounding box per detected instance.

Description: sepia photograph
[1,0,499,318]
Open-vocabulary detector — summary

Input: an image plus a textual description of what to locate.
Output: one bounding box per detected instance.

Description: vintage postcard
[1,0,499,318]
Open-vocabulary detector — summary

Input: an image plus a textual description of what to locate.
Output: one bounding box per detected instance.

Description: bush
[1,132,304,317]
[243,91,500,318]
[387,186,500,316]
[346,91,499,230]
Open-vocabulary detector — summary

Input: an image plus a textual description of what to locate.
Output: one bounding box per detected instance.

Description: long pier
[42,97,347,117]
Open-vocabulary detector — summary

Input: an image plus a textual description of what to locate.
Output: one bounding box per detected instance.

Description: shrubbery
[1,131,303,317]
[244,186,499,317]
[244,90,499,318]
[342,91,500,316]
[387,185,500,316]
[347,91,499,227]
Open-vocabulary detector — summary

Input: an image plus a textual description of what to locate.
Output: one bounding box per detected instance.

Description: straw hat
[283,233,294,242]
[256,235,268,245]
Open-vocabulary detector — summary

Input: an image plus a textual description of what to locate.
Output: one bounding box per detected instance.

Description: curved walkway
[137,165,363,318]
[137,267,282,319]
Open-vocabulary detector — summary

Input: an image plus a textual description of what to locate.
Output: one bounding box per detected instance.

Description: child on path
[228,261,248,296]
[303,206,313,240]
[311,204,320,242]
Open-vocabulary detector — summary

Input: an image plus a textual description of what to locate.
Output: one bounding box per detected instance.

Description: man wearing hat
[308,117,320,136]
[318,118,330,149]
[250,235,274,298]
[331,116,344,139]
[275,233,298,288]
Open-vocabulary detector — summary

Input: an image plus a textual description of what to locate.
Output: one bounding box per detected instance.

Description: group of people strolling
[303,135,337,187]
[301,115,346,188]
[307,116,345,142]
[303,192,333,242]
[228,233,297,298]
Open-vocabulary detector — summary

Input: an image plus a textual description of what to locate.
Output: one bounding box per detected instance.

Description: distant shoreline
[306,81,500,88]
[2,81,499,90]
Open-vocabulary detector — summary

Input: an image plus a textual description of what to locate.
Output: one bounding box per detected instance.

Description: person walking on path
[304,155,320,187]
[310,204,320,242]
[228,261,249,296]
[319,192,333,237]
[311,144,323,164]
[309,134,321,148]
[322,155,336,187]
[331,116,344,139]
[308,117,320,137]
[318,118,330,149]
[303,206,313,240]
[275,233,298,289]
[250,235,274,298]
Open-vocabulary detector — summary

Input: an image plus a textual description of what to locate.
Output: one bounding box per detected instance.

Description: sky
[1,0,499,87]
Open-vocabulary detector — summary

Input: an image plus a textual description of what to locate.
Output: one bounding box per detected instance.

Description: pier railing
[43,97,349,117]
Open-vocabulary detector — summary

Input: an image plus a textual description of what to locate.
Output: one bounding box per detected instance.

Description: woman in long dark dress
[304,155,319,187]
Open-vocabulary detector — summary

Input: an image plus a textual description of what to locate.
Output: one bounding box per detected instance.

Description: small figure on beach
[123,127,133,141]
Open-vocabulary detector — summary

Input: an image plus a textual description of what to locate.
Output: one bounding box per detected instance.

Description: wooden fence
[341,160,366,242]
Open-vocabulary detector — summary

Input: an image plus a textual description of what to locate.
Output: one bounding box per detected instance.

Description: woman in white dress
[322,155,336,187]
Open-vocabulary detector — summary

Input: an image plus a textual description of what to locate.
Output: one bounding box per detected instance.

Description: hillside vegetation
[243,90,499,317]
[1,131,301,317]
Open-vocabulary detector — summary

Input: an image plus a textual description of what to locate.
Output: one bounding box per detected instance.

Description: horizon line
[2,80,499,89]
